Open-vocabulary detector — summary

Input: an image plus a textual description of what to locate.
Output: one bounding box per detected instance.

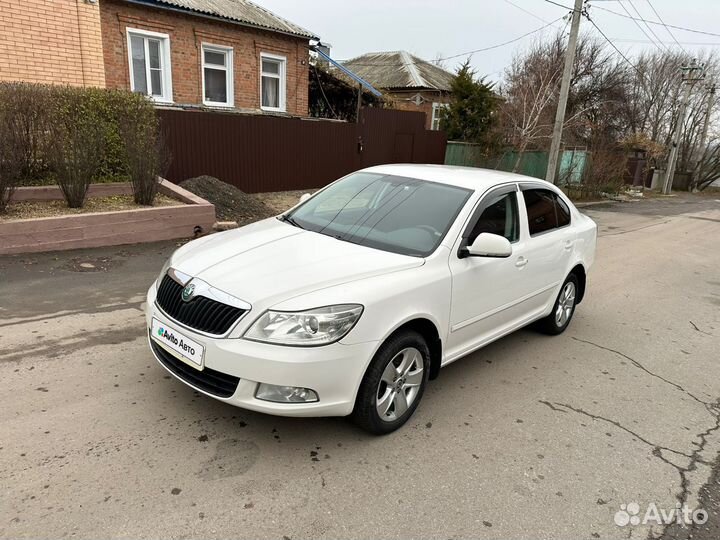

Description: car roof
[362,164,555,192]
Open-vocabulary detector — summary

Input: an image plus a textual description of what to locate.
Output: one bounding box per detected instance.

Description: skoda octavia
[146,165,597,434]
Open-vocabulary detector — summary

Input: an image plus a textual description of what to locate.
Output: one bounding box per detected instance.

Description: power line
[543,0,575,10]
[644,0,689,54]
[589,4,720,38]
[616,0,665,52]
[626,0,670,52]
[584,11,650,85]
[501,0,551,24]
[338,17,564,67]
[610,38,720,46]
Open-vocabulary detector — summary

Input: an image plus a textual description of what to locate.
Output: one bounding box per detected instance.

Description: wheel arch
[380,317,443,381]
[569,263,587,304]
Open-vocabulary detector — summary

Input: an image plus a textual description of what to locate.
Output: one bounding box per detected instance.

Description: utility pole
[545,0,583,184]
[662,60,705,194]
[690,82,717,191]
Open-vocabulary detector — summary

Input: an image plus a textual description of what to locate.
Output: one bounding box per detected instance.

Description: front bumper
[145,286,378,417]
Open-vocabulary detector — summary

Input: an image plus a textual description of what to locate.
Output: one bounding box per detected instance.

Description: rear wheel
[539,274,579,335]
[352,330,429,435]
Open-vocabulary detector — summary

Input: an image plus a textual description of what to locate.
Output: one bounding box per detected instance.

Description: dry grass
[0,194,181,221]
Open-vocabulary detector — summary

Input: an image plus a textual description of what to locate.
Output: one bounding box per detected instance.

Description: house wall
[387,90,451,130]
[0,0,105,87]
[100,0,309,115]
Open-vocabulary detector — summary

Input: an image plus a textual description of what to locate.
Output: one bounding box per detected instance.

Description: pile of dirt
[179,176,276,226]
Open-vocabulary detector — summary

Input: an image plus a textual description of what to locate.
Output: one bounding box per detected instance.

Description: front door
[446,185,533,361]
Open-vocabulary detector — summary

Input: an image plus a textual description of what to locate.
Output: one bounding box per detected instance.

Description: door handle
[563,240,573,251]
[515,257,528,268]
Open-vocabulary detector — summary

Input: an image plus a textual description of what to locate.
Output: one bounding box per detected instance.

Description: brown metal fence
[158,107,447,193]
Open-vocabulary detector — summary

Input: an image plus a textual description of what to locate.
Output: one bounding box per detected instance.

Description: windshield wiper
[278,214,305,230]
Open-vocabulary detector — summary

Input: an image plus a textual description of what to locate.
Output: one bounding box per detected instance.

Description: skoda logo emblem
[181,283,195,302]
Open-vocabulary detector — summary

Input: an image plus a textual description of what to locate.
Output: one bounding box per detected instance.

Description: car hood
[172,218,424,305]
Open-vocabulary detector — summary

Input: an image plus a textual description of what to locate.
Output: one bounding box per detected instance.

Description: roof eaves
[124,0,319,40]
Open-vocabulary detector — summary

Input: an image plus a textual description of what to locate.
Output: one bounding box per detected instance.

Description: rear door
[517,185,576,314]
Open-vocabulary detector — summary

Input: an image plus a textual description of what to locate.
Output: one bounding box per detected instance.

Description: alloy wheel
[375,347,424,422]
[555,281,576,327]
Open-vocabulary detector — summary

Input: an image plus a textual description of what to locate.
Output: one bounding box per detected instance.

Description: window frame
[126,28,173,103]
[201,42,234,108]
[430,102,449,131]
[259,52,287,112]
[519,185,572,237]
[458,184,520,258]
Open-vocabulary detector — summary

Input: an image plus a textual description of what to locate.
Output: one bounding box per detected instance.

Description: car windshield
[285,172,472,257]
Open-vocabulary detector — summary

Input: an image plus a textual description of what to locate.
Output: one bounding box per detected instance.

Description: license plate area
[151,318,205,370]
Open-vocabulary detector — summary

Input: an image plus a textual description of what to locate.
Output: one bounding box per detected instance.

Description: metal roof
[341,51,455,91]
[131,0,317,39]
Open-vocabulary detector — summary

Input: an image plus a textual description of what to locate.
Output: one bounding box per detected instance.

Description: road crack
[542,400,720,510]
[571,337,709,407]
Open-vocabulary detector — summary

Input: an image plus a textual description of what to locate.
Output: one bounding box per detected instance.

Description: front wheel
[352,330,429,435]
[539,274,579,335]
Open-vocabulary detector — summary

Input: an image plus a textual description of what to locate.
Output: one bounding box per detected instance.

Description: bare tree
[500,34,564,171]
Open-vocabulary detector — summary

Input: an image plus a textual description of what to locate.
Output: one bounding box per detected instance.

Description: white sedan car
[146,165,597,434]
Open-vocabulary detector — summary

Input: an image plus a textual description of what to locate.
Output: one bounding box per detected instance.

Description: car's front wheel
[352,330,429,434]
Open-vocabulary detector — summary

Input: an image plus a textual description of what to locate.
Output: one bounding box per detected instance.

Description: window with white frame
[260,53,286,111]
[127,29,172,102]
[202,44,233,107]
[431,102,449,130]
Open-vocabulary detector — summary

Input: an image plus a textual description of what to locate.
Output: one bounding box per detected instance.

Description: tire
[352,330,430,435]
[539,273,579,335]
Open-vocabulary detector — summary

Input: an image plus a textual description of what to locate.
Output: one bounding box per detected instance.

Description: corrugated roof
[134,0,317,39]
[341,51,455,91]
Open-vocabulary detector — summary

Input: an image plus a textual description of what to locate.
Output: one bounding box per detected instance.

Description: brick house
[0,0,317,116]
[342,51,454,130]
[0,0,106,87]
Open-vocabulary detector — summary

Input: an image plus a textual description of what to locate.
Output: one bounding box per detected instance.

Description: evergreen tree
[440,60,498,144]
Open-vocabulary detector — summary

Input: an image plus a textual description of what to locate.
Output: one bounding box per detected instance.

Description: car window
[555,194,571,227]
[467,192,519,244]
[287,172,472,257]
[523,188,559,235]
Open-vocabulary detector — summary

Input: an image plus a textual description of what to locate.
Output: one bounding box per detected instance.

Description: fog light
[255,383,319,403]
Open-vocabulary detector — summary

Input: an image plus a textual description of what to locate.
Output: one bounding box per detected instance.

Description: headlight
[244,304,363,346]
[156,257,173,288]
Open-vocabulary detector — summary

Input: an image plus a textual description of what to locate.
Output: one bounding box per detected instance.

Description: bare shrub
[47,87,106,208]
[114,92,170,205]
[0,92,25,212]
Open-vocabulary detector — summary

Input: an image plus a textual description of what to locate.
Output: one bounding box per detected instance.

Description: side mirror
[299,193,312,203]
[463,233,512,258]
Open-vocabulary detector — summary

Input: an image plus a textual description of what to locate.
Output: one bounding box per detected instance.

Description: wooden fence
[158,107,447,193]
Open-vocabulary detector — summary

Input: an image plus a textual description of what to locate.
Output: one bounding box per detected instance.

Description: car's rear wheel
[352,330,429,434]
[539,273,579,335]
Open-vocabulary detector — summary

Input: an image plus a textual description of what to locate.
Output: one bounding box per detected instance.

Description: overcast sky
[259,0,720,82]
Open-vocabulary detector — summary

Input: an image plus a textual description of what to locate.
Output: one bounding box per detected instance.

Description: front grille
[156,274,246,335]
[150,337,240,398]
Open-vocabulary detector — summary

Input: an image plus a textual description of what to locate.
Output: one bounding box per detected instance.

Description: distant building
[342,51,454,130]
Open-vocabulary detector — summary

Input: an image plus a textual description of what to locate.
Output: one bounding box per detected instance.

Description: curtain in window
[130,36,147,94]
[262,76,279,108]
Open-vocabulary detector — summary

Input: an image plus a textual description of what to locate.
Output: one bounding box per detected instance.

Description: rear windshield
[286,172,472,257]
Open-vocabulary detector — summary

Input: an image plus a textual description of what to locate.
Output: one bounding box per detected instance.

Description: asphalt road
[1,193,719,540]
